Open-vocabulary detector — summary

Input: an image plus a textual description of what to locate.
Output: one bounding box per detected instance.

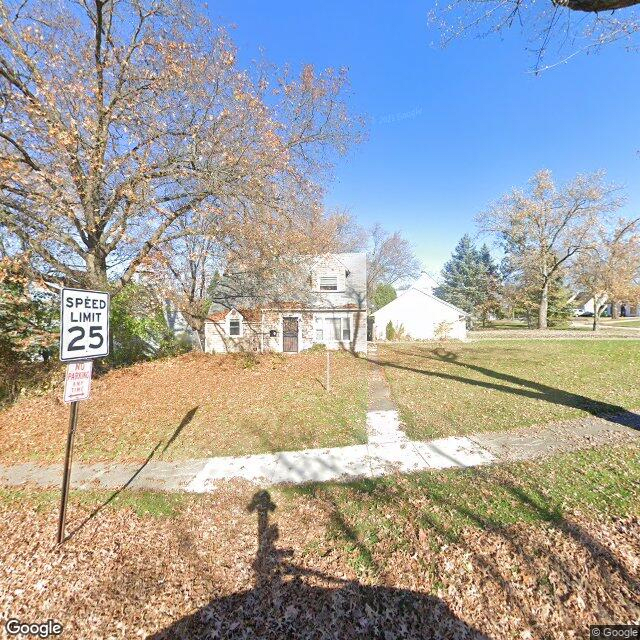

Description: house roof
[207,302,363,324]
[371,282,469,317]
[207,308,262,323]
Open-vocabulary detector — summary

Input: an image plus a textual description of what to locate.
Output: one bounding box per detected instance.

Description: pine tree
[435,235,501,324]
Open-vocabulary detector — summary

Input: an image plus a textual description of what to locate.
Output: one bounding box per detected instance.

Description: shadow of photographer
[149,489,489,639]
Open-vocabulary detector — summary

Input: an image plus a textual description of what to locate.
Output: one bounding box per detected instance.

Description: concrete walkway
[1,357,638,493]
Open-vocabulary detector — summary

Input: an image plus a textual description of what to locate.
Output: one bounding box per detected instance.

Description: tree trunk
[538,282,549,330]
[611,301,620,320]
[592,295,602,331]
[85,251,109,290]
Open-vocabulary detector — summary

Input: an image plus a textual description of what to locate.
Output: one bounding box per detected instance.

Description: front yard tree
[480,170,622,330]
[146,203,352,343]
[0,0,361,292]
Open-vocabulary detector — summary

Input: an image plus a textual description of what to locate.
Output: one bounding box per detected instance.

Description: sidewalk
[0,358,638,493]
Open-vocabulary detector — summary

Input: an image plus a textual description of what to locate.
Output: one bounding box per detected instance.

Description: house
[571,294,640,317]
[204,252,367,354]
[371,272,468,340]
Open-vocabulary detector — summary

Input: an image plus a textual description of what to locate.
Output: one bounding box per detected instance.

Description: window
[342,317,351,341]
[324,318,339,340]
[320,317,351,341]
[229,319,241,336]
[319,275,338,291]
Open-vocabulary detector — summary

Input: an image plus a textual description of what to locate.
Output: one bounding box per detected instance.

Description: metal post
[57,401,79,545]
[326,349,331,392]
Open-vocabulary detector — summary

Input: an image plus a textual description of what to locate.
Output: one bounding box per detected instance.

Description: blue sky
[207,1,640,272]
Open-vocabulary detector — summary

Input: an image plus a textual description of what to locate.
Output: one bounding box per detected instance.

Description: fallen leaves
[0,484,638,639]
[0,351,368,465]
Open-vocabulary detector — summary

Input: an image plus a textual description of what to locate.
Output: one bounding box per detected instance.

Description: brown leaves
[0,351,368,464]
[0,488,637,639]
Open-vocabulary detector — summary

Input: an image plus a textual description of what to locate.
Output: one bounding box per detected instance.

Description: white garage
[372,274,468,341]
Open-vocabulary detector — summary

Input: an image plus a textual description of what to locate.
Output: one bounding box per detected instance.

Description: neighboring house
[204,252,367,354]
[371,272,468,340]
[571,294,640,317]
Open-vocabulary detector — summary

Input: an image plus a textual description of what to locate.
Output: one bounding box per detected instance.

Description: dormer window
[319,275,338,291]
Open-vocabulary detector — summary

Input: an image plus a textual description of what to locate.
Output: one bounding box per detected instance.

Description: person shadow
[149,490,490,640]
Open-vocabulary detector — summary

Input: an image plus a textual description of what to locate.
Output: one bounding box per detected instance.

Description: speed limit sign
[59,288,110,362]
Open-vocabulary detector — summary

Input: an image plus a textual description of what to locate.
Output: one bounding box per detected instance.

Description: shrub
[385,321,395,340]
[304,343,327,353]
[109,284,191,367]
[434,321,454,340]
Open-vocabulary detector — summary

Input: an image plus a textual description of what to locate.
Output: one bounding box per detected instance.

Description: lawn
[0,351,368,464]
[1,443,638,638]
[377,339,640,439]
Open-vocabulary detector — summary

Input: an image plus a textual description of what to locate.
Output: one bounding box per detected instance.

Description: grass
[0,351,368,464]
[377,339,640,439]
[474,320,531,330]
[0,487,185,517]
[474,319,573,331]
[287,443,640,574]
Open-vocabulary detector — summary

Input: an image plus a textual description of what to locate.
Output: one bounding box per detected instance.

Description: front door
[282,317,299,353]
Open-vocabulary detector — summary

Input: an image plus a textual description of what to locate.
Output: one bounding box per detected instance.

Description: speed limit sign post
[57,288,110,545]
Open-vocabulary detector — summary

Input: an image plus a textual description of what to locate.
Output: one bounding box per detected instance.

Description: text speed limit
[60,288,110,362]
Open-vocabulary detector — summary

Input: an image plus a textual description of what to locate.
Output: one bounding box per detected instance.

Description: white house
[371,273,468,341]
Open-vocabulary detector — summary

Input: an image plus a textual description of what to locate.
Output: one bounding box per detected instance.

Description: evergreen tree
[371,283,397,312]
[436,235,501,324]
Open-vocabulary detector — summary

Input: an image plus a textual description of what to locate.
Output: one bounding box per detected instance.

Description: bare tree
[366,224,421,302]
[479,169,623,329]
[144,198,354,341]
[0,0,362,292]
[572,217,640,330]
[431,0,640,71]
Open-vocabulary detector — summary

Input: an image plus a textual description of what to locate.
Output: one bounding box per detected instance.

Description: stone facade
[205,308,367,354]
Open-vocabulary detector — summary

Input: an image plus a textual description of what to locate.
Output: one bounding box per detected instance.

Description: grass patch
[0,487,186,518]
[475,320,530,330]
[609,319,640,328]
[283,443,640,570]
[474,319,573,331]
[378,340,640,439]
[0,351,368,464]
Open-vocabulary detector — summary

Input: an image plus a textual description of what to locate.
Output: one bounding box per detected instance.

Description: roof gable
[372,287,469,317]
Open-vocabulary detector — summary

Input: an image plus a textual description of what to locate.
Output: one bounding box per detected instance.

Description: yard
[0,351,368,464]
[377,339,640,440]
[1,442,637,638]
